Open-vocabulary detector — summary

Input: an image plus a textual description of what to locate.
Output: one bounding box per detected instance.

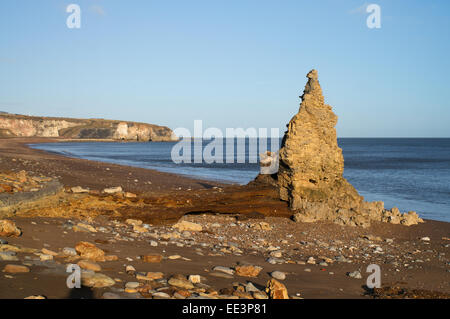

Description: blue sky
[1,0,449,137]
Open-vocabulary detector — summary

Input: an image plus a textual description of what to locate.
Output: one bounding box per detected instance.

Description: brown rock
[3,264,30,273]
[168,276,194,289]
[75,241,105,262]
[142,254,163,263]
[133,225,148,233]
[0,184,13,193]
[77,260,102,272]
[266,278,289,299]
[173,221,202,232]
[104,255,118,261]
[0,220,22,237]
[125,219,142,226]
[235,265,263,277]
[144,272,164,280]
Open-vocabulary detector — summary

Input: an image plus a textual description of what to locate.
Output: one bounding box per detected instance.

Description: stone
[152,292,170,299]
[0,220,22,237]
[0,239,8,245]
[75,242,105,262]
[269,250,282,258]
[0,252,18,261]
[212,266,235,275]
[245,282,260,293]
[73,223,97,233]
[420,237,431,242]
[266,279,289,299]
[253,291,269,299]
[71,186,89,193]
[168,276,194,289]
[126,219,142,226]
[125,265,136,274]
[143,272,164,280]
[3,264,30,273]
[270,271,286,280]
[188,275,201,284]
[102,292,121,299]
[250,222,272,231]
[41,248,58,256]
[78,260,102,272]
[142,254,163,263]
[173,221,203,232]
[81,272,115,288]
[347,270,362,279]
[235,265,263,277]
[133,225,148,233]
[39,254,53,261]
[104,255,118,261]
[125,282,140,289]
[124,192,137,198]
[103,186,123,194]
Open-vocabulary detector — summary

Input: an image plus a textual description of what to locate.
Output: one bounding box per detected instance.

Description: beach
[0,138,449,299]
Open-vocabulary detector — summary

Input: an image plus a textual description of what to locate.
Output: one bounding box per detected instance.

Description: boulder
[75,242,105,262]
[266,279,289,299]
[0,220,22,237]
[81,272,115,288]
[235,265,263,277]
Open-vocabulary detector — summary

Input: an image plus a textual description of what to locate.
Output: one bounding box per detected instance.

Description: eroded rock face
[0,114,177,141]
[278,70,423,227]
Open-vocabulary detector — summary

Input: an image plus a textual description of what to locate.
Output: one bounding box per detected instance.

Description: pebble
[270,271,286,280]
[213,266,235,275]
[0,252,18,261]
[347,270,362,279]
[3,264,30,273]
[420,237,431,242]
[149,240,158,247]
[102,292,121,299]
[62,247,77,256]
[152,292,171,299]
[188,275,201,284]
[125,282,140,289]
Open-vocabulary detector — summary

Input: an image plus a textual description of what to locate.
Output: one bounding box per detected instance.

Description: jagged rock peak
[277,69,423,227]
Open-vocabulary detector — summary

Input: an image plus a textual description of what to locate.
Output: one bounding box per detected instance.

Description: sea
[29,138,450,222]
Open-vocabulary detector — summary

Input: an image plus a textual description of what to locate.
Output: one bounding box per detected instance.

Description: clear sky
[1,0,449,137]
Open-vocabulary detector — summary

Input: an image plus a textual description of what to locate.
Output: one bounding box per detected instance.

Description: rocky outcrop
[0,114,177,141]
[278,70,423,227]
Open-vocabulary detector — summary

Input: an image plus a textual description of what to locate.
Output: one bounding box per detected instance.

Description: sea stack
[277,70,423,227]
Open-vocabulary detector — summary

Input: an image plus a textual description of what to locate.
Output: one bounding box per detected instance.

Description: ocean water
[30,138,450,222]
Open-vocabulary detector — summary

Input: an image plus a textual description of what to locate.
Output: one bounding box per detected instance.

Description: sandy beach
[0,138,449,299]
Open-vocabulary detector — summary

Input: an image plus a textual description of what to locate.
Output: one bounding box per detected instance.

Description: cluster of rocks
[0,170,52,194]
[1,214,447,299]
[276,70,423,227]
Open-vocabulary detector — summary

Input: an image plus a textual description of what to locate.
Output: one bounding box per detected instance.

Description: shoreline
[0,137,227,194]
